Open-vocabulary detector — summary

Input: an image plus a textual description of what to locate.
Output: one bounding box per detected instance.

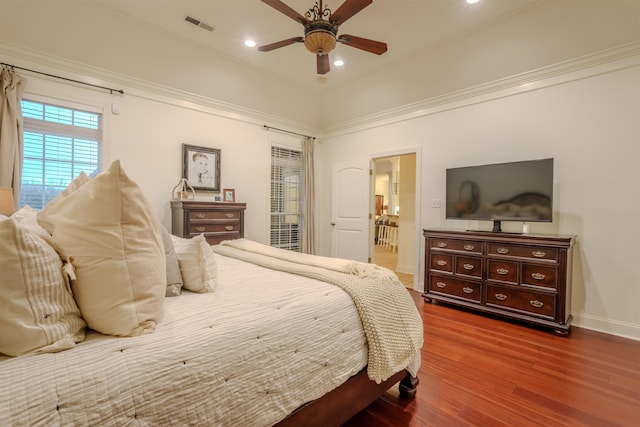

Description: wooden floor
[373,244,414,288]
[343,291,640,427]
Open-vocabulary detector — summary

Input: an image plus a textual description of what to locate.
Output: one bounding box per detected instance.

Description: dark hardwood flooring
[343,291,640,427]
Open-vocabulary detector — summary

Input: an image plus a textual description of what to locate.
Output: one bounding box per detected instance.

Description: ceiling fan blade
[337,34,387,55]
[261,0,309,26]
[330,0,372,27]
[317,54,330,75]
[258,36,304,52]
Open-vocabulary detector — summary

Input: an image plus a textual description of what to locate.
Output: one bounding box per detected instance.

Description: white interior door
[331,160,369,262]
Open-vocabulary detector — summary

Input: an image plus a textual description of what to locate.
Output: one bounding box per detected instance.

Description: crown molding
[321,40,640,138]
[0,42,319,138]
[3,40,638,141]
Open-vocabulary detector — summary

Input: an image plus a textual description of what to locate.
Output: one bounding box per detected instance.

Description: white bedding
[0,253,370,426]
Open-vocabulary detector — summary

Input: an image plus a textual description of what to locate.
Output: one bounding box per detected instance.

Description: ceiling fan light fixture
[303,28,337,54]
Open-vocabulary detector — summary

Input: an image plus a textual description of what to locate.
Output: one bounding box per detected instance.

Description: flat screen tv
[445,158,554,232]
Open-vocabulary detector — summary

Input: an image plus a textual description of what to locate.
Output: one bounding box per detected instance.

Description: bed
[0,161,423,426]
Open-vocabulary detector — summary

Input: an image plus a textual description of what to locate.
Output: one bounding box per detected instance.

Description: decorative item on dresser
[422,228,574,336]
[171,201,246,245]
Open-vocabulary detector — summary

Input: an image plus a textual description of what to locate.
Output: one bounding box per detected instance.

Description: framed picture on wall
[223,188,235,203]
[182,144,221,192]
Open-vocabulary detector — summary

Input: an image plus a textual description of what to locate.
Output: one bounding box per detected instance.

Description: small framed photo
[182,144,221,192]
[223,188,235,203]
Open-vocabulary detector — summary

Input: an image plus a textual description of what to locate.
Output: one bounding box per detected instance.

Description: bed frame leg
[399,373,419,399]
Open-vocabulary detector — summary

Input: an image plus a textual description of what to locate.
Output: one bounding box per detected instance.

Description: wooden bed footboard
[275,368,419,427]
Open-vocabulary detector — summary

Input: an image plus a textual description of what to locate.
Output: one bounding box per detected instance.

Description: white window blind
[20,99,102,209]
[270,146,303,252]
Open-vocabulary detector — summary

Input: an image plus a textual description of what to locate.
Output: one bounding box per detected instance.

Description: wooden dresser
[423,228,574,335]
[171,201,246,246]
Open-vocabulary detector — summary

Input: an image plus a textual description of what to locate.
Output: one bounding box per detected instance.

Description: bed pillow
[170,234,217,293]
[37,160,166,336]
[0,215,86,357]
[161,225,183,296]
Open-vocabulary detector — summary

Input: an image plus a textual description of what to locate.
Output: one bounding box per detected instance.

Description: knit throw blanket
[214,239,423,383]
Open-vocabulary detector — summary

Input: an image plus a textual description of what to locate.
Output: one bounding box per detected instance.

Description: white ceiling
[97,0,541,89]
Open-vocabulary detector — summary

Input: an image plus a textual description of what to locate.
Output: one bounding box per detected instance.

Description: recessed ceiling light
[244,40,256,48]
[466,0,480,4]
[334,59,344,67]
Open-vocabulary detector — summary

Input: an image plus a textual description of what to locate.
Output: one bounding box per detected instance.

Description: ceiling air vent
[185,15,214,32]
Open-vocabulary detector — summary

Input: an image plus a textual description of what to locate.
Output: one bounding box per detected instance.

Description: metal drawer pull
[532,250,546,258]
[225,213,234,218]
[437,260,447,266]
[496,247,509,254]
[437,242,447,248]
[530,300,544,308]
[195,213,206,219]
[495,293,508,301]
[224,225,234,231]
[531,272,546,280]
[463,287,474,294]
[195,226,205,232]
[464,244,475,251]
[436,282,447,288]
[463,264,474,270]
[496,268,509,275]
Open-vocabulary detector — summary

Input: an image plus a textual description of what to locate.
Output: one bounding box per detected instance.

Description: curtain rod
[264,125,315,140]
[1,62,124,95]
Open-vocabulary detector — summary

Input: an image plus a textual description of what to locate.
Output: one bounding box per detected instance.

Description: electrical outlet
[431,199,441,208]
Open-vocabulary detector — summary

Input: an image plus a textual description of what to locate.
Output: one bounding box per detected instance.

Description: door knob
[330,222,336,226]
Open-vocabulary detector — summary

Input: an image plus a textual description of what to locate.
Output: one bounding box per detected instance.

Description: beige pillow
[37,160,166,336]
[0,215,86,356]
[170,234,217,293]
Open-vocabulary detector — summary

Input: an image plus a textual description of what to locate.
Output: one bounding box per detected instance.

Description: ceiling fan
[258,0,388,75]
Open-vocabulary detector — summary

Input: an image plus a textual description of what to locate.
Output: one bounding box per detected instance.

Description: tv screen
[446,158,554,230]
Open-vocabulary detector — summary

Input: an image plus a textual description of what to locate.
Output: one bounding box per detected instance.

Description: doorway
[372,153,417,289]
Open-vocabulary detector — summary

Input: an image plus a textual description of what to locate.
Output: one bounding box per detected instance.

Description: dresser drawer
[431,238,483,254]
[522,264,557,289]
[488,243,558,262]
[189,210,240,221]
[430,253,454,273]
[430,275,481,303]
[455,256,482,278]
[189,222,240,234]
[487,260,518,284]
[486,284,555,319]
[202,232,241,246]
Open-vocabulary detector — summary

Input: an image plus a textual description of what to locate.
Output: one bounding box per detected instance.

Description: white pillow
[37,160,166,337]
[170,234,217,293]
[0,215,86,356]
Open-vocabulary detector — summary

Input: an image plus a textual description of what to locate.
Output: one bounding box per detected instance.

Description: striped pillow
[0,214,86,357]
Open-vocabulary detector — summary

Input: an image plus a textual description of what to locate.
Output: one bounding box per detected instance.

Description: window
[20,99,102,209]
[270,146,303,252]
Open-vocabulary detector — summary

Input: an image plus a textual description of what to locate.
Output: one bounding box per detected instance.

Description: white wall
[315,55,640,340]
[11,58,304,245]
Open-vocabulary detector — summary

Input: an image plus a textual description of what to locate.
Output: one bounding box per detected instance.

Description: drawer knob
[463,264,474,270]
[436,260,447,266]
[224,225,234,231]
[437,242,447,248]
[532,250,546,258]
[436,282,447,288]
[496,247,509,254]
[195,226,205,232]
[195,213,206,219]
[530,300,544,308]
[463,287,474,294]
[531,272,546,280]
[225,213,234,218]
[496,268,509,275]
[464,244,475,251]
[495,293,508,301]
